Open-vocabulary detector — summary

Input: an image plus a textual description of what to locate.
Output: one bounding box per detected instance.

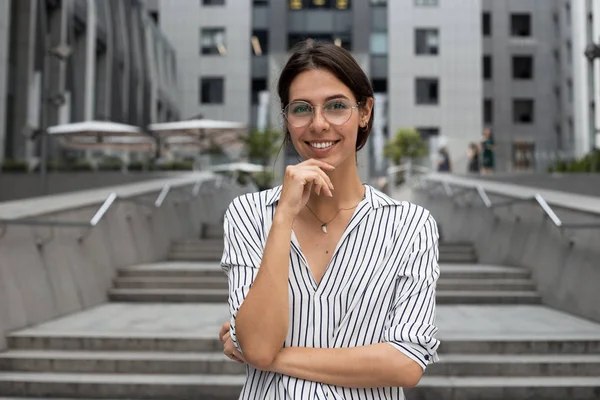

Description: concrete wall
[0,172,253,350]
[389,0,482,174]
[399,174,600,323]
[0,172,191,203]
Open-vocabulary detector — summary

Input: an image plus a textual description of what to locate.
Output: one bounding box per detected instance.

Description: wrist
[273,209,296,227]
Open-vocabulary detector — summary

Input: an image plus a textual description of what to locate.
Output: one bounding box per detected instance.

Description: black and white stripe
[221,184,440,400]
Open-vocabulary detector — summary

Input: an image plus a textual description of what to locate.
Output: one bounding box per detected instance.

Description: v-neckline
[289,187,372,295]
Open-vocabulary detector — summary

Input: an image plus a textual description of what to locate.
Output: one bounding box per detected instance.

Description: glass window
[371,0,386,5]
[483,55,492,80]
[512,56,534,79]
[251,79,267,105]
[482,12,491,36]
[371,79,387,93]
[511,14,531,37]
[513,99,534,123]
[289,0,350,9]
[201,28,226,55]
[415,28,439,55]
[416,78,439,105]
[253,0,268,4]
[200,77,224,104]
[484,99,493,124]
[371,33,388,55]
[202,0,225,5]
[252,30,269,56]
[414,0,438,6]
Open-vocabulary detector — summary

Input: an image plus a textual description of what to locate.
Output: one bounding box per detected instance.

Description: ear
[360,97,374,127]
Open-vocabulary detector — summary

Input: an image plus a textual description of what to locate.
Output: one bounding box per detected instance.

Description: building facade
[154,0,599,176]
[0,0,180,164]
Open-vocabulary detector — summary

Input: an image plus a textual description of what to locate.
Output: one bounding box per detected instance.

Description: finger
[219,321,230,339]
[298,165,334,192]
[301,158,336,171]
[300,168,333,197]
[221,331,230,344]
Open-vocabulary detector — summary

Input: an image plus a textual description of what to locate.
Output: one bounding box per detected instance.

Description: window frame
[415,77,440,106]
[200,77,225,104]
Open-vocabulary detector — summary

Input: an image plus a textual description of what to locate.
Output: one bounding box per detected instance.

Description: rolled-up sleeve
[220,201,263,353]
[383,214,440,370]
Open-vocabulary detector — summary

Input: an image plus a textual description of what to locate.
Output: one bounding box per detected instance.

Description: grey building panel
[0,0,11,162]
[371,56,388,79]
[252,6,269,29]
[372,7,387,32]
[252,56,269,79]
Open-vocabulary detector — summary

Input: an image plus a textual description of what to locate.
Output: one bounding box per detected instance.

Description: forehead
[289,68,355,103]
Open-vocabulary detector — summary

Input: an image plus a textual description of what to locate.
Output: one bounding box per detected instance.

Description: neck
[306,157,364,213]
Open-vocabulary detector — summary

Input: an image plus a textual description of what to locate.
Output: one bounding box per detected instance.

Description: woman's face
[286,68,372,168]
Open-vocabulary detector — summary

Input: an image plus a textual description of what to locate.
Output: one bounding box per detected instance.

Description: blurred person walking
[437,146,452,172]
[467,142,480,174]
[481,127,495,174]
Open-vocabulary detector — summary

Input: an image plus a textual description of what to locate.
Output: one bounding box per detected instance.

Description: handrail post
[534,193,562,227]
[155,184,171,208]
[476,185,492,208]
[90,193,118,226]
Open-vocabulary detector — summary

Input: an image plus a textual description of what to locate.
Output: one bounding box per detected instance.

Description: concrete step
[438,245,476,253]
[440,264,531,280]
[436,290,541,304]
[108,289,228,303]
[438,254,478,263]
[0,372,244,399]
[7,334,222,352]
[405,376,600,400]
[174,238,224,245]
[439,338,600,354]
[436,278,536,292]
[113,277,228,290]
[168,253,222,262]
[0,350,244,375]
[427,354,600,376]
[117,262,223,279]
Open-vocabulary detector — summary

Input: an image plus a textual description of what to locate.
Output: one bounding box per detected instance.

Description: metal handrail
[0,178,212,242]
[420,177,600,237]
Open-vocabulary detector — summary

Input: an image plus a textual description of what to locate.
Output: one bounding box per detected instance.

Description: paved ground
[13,288,600,342]
[468,173,600,198]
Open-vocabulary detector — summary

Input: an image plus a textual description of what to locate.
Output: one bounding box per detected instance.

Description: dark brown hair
[277,40,374,151]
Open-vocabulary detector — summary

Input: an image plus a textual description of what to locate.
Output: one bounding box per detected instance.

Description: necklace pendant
[321,224,327,233]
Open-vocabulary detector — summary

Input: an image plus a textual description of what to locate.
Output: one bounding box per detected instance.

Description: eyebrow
[290,94,351,104]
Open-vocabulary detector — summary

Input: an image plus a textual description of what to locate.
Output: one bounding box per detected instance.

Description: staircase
[1,239,600,399]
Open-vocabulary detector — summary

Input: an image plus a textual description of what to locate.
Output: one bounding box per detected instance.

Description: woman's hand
[276,159,335,219]
[220,321,246,364]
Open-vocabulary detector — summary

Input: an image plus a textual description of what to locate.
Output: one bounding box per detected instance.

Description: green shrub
[97,159,123,171]
[547,149,600,173]
[1,159,29,172]
[158,160,193,171]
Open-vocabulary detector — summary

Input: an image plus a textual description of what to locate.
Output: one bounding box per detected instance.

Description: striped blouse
[221,184,440,400]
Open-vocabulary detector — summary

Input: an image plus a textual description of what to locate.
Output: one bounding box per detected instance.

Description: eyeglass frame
[281,99,362,128]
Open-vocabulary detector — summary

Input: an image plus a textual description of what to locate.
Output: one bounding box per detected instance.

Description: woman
[467,142,480,174]
[219,40,440,400]
[437,146,452,172]
[481,127,495,174]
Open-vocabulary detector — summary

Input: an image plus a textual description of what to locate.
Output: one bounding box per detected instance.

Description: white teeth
[310,142,334,149]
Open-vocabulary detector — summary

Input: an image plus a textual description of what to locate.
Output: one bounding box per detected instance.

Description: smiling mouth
[306,141,340,150]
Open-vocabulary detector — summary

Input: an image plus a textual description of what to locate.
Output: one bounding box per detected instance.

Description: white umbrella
[48,121,143,137]
[210,162,265,173]
[148,119,247,159]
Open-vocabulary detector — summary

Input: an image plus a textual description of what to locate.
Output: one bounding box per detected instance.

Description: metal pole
[39,0,49,195]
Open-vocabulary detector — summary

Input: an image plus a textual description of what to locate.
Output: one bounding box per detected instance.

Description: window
[513,99,534,123]
[567,78,573,102]
[511,14,531,37]
[289,0,351,9]
[416,78,439,105]
[414,0,438,6]
[555,123,563,150]
[201,28,226,55]
[370,32,388,55]
[371,79,387,93]
[149,11,159,24]
[371,0,387,5]
[416,127,440,139]
[484,99,493,124]
[566,39,572,64]
[253,0,268,4]
[200,77,224,104]
[483,55,492,80]
[415,29,439,55]
[512,56,533,79]
[252,30,269,55]
[482,12,491,36]
[202,0,225,5]
[251,79,267,105]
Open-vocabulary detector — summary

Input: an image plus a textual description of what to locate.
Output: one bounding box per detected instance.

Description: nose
[310,106,329,133]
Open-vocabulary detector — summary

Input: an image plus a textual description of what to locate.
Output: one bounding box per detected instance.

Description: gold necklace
[305,199,363,233]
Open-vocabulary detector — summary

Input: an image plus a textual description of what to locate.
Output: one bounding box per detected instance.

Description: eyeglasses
[282,99,360,128]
